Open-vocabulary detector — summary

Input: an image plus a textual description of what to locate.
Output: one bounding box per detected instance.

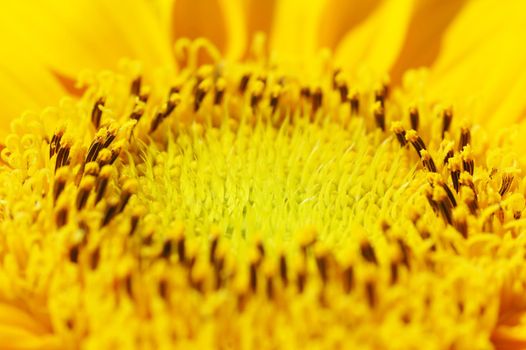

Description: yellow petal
[389,0,468,84]
[427,0,526,127]
[334,0,415,77]
[269,0,326,61]
[0,52,66,139]
[317,0,381,51]
[0,0,175,79]
[172,0,247,61]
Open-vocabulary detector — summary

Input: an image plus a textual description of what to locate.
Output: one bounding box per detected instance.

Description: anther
[420,150,437,173]
[53,168,69,203]
[55,143,71,172]
[461,146,474,176]
[129,206,145,236]
[161,240,173,259]
[409,106,419,131]
[373,104,386,132]
[158,279,168,300]
[443,148,454,166]
[360,241,378,265]
[390,261,399,285]
[311,88,323,114]
[86,136,103,163]
[214,78,226,105]
[448,155,462,192]
[314,244,329,283]
[459,127,471,151]
[453,207,469,238]
[441,108,453,138]
[342,265,354,293]
[279,254,288,285]
[56,207,68,228]
[194,79,211,112]
[90,247,100,269]
[270,86,281,114]
[405,130,427,158]
[349,92,359,115]
[499,174,514,196]
[392,122,407,147]
[239,74,251,93]
[101,196,119,226]
[397,238,411,268]
[49,130,64,158]
[250,80,265,110]
[374,86,386,107]
[365,279,376,308]
[95,165,112,204]
[118,179,138,213]
[130,76,142,96]
[76,176,95,210]
[69,244,80,263]
[91,98,105,129]
[250,260,258,293]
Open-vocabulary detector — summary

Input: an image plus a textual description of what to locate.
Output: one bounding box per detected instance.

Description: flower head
[1,1,526,349]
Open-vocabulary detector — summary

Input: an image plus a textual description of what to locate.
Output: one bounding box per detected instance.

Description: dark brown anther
[150,112,165,133]
[56,208,68,228]
[454,217,468,239]
[315,254,328,283]
[392,123,407,147]
[312,88,323,114]
[214,88,225,105]
[499,174,514,196]
[101,198,119,226]
[69,244,80,263]
[209,235,219,264]
[118,180,137,213]
[441,108,453,138]
[91,98,105,129]
[165,99,177,118]
[124,275,133,297]
[421,151,437,173]
[239,74,250,93]
[161,240,172,259]
[406,130,427,158]
[266,276,274,300]
[444,149,454,165]
[297,270,306,293]
[130,76,142,96]
[250,261,258,292]
[55,145,70,172]
[194,86,207,112]
[95,169,111,204]
[49,131,63,158]
[374,106,386,132]
[86,138,102,163]
[365,280,376,308]
[332,69,341,89]
[90,247,101,269]
[300,87,311,99]
[441,183,457,207]
[270,94,280,114]
[279,254,288,285]
[158,279,168,300]
[360,241,378,265]
[349,93,359,115]
[438,200,453,225]
[177,236,186,262]
[390,261,399,284]
[338,84,349,103]
[53,174,67,204]
[169,86,181,96]
[426,191,440,215]
[102,133,116,149]
[250,93,262,110]
[451,170,460,193]
[374,88,386,107]
[342,265,354,293]
[256,241,265,258]
[397,238,410,269]
[129,211,141,236]
[409,107,419,131]
[463,158,474,176]
[459,127,471,151]
[130,108,144,121]
[76,176,95,211]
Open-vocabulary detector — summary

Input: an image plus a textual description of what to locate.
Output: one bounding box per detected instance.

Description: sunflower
[1,0,526,349]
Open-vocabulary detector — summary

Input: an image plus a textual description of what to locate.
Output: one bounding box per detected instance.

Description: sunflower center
[131,114,416,249]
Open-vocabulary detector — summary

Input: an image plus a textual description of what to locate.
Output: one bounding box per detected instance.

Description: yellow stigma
[1,41,526,349]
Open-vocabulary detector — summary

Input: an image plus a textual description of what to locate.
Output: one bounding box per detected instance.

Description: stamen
[441,107,453,138]
[409,106,419,131]
[91,98,105,129]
